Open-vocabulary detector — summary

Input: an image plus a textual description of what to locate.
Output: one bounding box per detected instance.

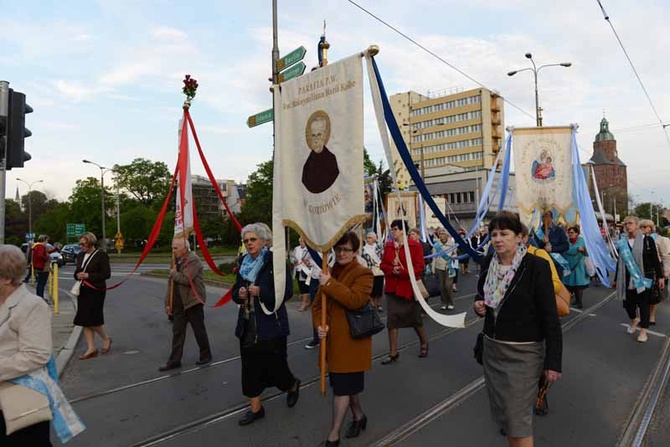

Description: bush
[218,261,238,275]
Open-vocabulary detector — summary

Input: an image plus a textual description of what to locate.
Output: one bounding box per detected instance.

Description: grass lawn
[108,246,239,264]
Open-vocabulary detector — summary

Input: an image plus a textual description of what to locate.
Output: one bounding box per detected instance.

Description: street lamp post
[83,159,119,252]
[16,178,44,239]
[507,53,572,127]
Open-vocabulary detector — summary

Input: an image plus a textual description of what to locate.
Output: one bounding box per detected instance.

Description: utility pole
[0,80,9,243]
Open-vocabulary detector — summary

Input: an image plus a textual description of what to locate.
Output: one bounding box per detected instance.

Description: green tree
[363,148,377,178]
[69,177,113,238]
[241,160,273,224]
[4,199,26,245]
[35,203,71,243]
[113,158,171,208]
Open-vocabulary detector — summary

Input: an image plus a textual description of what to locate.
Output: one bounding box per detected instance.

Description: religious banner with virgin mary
[512,126,575,225]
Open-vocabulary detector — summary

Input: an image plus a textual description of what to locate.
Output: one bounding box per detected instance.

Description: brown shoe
[102,337,113,354]
[79,350,99,360]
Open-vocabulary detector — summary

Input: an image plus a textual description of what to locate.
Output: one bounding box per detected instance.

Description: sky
[1,0,668,207]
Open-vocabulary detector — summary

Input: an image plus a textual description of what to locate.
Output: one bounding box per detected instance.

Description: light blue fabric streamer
[549,252,571,277]
[617,238,652,292]
[496,135,512,211]
[570,125,616,286]
[10,357,85,443]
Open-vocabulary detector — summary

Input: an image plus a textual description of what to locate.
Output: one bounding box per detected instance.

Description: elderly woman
[232,223,300,426]
[361,232,384,311]
[615,217,664,342]
[313,231,373,447]
[73,232,112,360]
[433,227,457,311]
[380,219,427,363]
[563,226,590,309]
[291,238,313,312]
[0,245,53,445]
[473,211,562,446]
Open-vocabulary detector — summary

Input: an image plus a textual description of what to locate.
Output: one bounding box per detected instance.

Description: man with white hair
[159,237,212,372]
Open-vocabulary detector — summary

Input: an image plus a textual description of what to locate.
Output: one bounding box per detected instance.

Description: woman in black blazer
[73,232,112,359]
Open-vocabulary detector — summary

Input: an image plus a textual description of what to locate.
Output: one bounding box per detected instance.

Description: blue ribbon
[617,238,652,292]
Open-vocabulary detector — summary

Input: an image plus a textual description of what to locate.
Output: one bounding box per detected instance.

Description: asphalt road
[52,264,670,447]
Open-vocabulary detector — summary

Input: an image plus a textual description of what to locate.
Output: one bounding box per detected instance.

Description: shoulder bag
[345,303,385,339]
[70,250,98,296]
[0,382,52,435]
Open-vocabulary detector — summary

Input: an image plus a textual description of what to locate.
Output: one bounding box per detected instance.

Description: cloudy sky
[2,0,668,206]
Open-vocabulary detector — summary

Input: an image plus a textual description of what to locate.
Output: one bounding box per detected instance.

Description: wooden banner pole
[319,252,329,396]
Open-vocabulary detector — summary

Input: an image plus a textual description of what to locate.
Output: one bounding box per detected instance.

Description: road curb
[55,289,81,378]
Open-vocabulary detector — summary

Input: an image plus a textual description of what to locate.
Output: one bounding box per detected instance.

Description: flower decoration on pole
[182,74,199,109]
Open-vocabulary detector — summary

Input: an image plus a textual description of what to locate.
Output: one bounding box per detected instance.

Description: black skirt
[240,336,296,398]
[73,286,106,327]
[371,276,384,298]
[329,371,365,396]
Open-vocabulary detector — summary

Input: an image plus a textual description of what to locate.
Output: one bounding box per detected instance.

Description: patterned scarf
[483,245,527,309]
[239,247,268,283]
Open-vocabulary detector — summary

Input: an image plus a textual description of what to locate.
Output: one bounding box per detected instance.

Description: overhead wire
[596,0,670,147]
[346,0,536,123]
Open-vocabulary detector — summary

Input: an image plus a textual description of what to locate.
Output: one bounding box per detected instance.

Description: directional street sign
[66,223,86,238]
[247,108,274,128]
[277,61,306,84]
[277,46,306,72]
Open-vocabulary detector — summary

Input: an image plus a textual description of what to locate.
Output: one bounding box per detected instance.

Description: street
[52,263,670,446]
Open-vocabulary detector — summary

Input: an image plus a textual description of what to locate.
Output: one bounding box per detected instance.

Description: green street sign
[277,46,307,72]
[277,61,306,84]
[66,223,86,238]
[247,108,274,128]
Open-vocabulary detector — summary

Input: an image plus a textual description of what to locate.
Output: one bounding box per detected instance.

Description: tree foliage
[68,177,113,238]
[241,160,273,224]
[113,158,171,208]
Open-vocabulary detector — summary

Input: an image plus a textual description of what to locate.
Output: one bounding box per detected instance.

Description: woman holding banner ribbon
[232,223,300,426]
[613,216,664,343]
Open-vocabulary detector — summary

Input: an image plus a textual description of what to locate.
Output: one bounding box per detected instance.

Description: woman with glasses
[614,217,664,343]
[232,223,300,426]
[379,219,428,363]
[73,232,112,360]
[473,211,562,445]
[312,231,374,446]
[563,226,590,309]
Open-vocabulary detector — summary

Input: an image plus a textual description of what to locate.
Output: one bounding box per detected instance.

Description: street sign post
[247,108,274,128]
[276,46,306,72]
[277,61,306,84]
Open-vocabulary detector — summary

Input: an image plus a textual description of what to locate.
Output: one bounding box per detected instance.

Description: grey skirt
[482,336,544,438]
[386,293,423,329]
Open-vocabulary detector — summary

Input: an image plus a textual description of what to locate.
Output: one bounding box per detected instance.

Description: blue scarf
[240,247,268,283]
[10,357,85,443]
[617,237,651,294]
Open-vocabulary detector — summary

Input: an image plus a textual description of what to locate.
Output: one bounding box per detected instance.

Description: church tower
[588,117,628,218]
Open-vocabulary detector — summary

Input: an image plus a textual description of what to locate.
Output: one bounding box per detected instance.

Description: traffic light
[5,89,32,169]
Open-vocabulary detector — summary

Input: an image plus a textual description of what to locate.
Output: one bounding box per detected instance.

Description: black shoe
[158,362,181,372]
[287,378,301,407]
[324,439,340,447]
[500,428,507,436]
[195,357,212,366]
[345,415,367,438]
[381,353,399,365]
[238,407,265,426]
[304,340,320,350]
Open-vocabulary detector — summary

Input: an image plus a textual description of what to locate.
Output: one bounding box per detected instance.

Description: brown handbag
[555,283,571,317]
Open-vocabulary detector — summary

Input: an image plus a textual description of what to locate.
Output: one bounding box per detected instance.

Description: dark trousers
[0,414,51,447]
[168,303,212,364]
[624,289,651,329]
[36,271,49,299]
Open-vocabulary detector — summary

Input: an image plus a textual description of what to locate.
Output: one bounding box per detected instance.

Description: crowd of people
[3,206,668,446]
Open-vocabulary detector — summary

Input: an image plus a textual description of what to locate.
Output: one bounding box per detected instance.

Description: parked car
[60,244,82,265]
[21,242,64,267]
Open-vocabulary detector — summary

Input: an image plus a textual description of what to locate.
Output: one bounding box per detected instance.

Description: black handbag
[345,303,385,339]
[241,315,259,348]
[473,332,484,365]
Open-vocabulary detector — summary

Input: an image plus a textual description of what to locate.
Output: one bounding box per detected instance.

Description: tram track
[369,291,617,446]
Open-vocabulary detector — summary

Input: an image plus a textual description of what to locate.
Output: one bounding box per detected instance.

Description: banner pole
[319,252,328,396]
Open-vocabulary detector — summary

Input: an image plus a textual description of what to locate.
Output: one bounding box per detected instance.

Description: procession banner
[386,192,417,229]
[270,54,365,314]
[174,118,194,238]
[512,126,575,225]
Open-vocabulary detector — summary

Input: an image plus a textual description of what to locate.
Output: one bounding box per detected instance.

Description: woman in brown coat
[313,231,373,447]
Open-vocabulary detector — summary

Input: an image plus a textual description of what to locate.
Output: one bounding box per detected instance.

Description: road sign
[276,46,307,72]
[66,223,86,238]
[247,108,274,128]
[25,232,35,241]
[277,62,306,84]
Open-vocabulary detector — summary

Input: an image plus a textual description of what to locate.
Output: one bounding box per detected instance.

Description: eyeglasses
[334,246,354,254]
[243,237,258,244]
[391,228,401,232]
[79,243,86,246]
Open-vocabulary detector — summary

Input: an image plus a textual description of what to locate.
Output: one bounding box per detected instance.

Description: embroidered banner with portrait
[512,126,575,225]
